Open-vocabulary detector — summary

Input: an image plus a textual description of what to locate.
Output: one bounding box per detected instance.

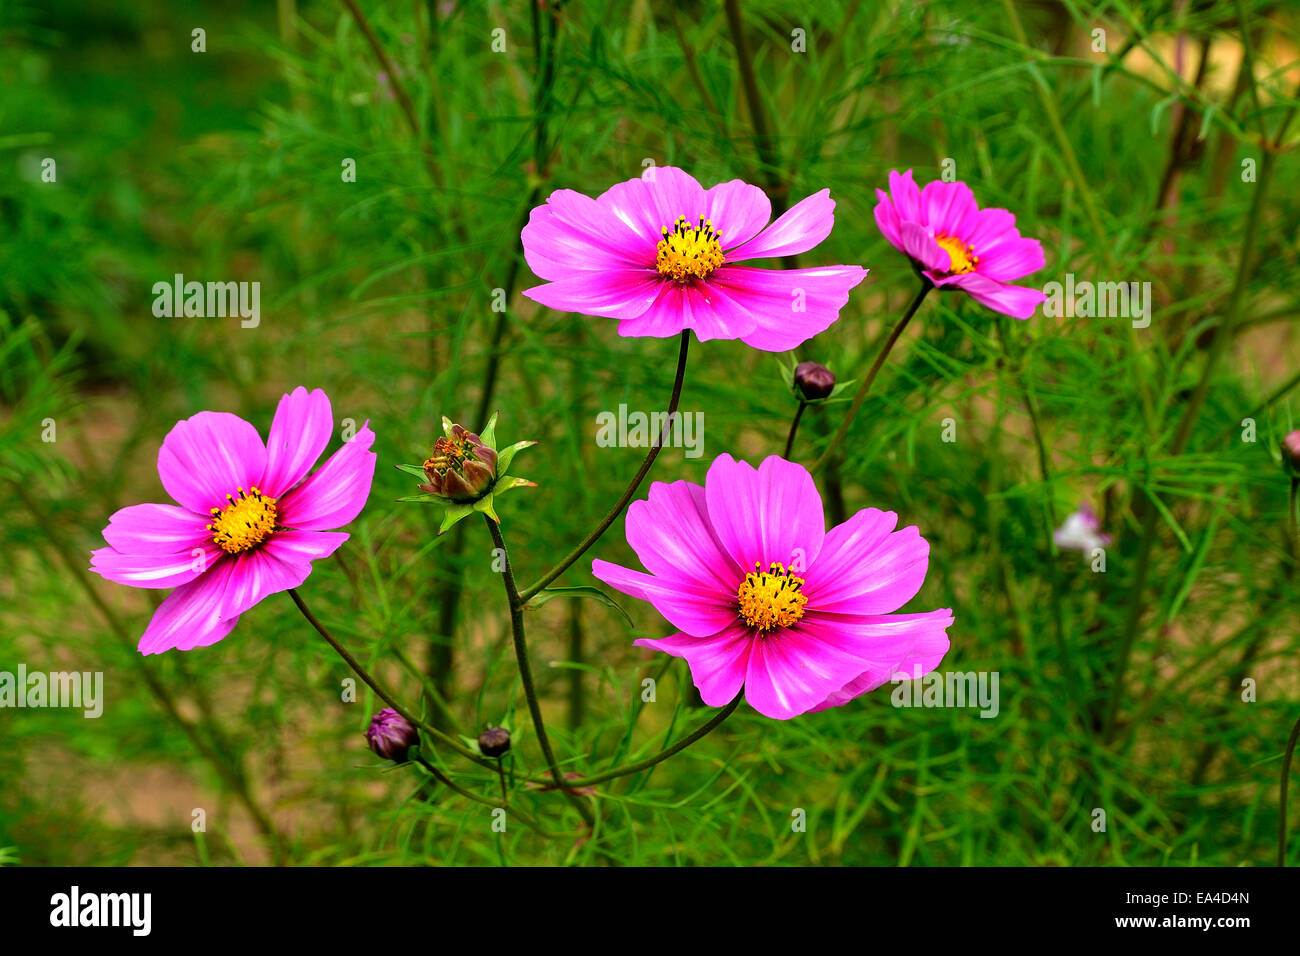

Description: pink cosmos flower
[592,454,953,719]
[90,387,377,655]
[520,167,868,351]
[874,169,1046,319]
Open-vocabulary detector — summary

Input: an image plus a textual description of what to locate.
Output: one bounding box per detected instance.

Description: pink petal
[261,386,334,498]
[804,508,930,615]
[522,269,663,320]
[624,480,743,593]
[727,189,836,262]
[709,265,867,352]
[873,188,904,249]
[919,180,976,234]
[900,221,949,272]
[157,411,268,514]
[522,188,655,281]
[90,544,219,589]
[634,623,753,707]
[975,236,1046,282]
[277,422,376,531]
[703,454,826,575]
[704,178,771,250]
[942,273,1045,319]
[591,558,737,638]
[615,280,756,342]
[137,558,239,655]
[596,167,708,241]
[805,609,953,712]
[887,170,922,222]
[742,624,882,719]
[101,503,210,554]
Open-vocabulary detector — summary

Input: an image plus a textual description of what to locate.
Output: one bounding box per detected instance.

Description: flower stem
[783,401,807,460]
[484,517,598,830]
[1279,710,1300,866]
[812,281,931,475]
[413,755,562,839]
[286,588,494,769]
[518,330,691,603]
[532,696,741,790]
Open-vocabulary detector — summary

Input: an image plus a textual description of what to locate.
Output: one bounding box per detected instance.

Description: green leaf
[395,462,427,480]
[525,585,633,628]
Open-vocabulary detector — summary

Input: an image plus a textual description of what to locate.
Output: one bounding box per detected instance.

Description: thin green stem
[484,517,597,829]
[534,696,742,790]
[519,331,690,603]
[812,282,931,475]
[783,401,807,460]
[414,756,561,839]
[1279,711,1300,866]
[286,589,493,769]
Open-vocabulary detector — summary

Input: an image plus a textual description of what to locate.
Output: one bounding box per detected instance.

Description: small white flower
[1054,503,1112,552]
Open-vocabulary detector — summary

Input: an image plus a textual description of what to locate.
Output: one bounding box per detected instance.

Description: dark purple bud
[420,423,498,502]
[478,726,511,758]
[794,361,835,401]
[366,708,417,762]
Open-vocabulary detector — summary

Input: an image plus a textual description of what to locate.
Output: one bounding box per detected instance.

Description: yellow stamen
[207,486,278,554]
[656,215,725,282]
[935,234,978,275]
[737,561,807,632]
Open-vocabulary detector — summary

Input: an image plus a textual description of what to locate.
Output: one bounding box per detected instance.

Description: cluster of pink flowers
[93,166,1049,721]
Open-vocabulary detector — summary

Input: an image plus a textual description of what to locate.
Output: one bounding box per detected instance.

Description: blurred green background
[2,0,1300,865]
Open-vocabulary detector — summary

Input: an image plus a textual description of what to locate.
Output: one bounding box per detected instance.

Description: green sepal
[395,463,428,480]
[496,439,536,475]
[492,475,537,497]
[472,494,500,523]
[437,503,475,534]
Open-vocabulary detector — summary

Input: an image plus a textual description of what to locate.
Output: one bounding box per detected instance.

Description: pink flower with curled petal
[520,167,868,351]
[874,169,1047,319]
[592,454,954,720]
[90,387,377,655]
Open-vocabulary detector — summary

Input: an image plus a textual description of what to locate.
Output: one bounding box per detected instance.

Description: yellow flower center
[207,486,278,554]
[737,561,807,632]
[425,434,477,477]
[656,215,725,282]
[935,234,978,274]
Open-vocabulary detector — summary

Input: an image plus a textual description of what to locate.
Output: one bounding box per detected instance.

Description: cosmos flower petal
[727,189,835,261]
[633,624,752,707]
[624,480,743,591]
[137,557,239,655]
[710,265,868,352]
[704,454,825,572]
[278,421,377,531]
[157,411,268,514]
[873,188,904,248]
[219,541,317,620]
[101,503,211,555]
[90,544,218,589]
[975,235,1046,282]
[887,169,922,221]
[616,280,757,342]
[743,622,885,719]
[522,188,655,280]
[920,179,977,232]
[900,221,949,272]
[804,508,929,615]
[596,167,708,240]
[704,178,772,250]
[592,558,737,637]
[522,269,662,320]
[942,272,1045,319]
[261,386,334,498]
[805,609,953,712]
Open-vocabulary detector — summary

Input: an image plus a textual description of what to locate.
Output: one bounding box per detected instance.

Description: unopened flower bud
[366,708,417,762]
[478,726,511,757]
[794,361,835,401]
[420,422,498,502]
[1283,431,1300,473]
